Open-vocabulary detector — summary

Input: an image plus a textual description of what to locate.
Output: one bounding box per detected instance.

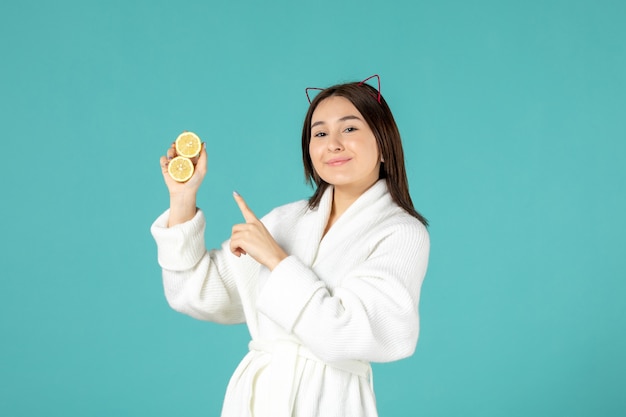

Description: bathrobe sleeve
[256,217,430,363]
[150,209,257,324]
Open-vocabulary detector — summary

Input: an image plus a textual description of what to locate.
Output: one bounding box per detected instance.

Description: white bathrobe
[151,180,430,417]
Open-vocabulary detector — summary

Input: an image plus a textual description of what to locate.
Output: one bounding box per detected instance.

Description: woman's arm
[152,140,253,324]
[256,220,430,363]
[151,210,256,324]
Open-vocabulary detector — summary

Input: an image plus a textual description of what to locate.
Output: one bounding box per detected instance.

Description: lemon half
[175,131,202,158]
[168,156,194,182]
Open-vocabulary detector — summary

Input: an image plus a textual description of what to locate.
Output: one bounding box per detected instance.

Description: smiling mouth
[326,158,352,166]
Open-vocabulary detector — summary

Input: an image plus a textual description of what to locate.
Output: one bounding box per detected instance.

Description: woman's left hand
[230,192,288,271]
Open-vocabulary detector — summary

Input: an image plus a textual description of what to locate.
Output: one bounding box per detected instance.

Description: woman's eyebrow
[339,115,362,122]
[311,115,362,129]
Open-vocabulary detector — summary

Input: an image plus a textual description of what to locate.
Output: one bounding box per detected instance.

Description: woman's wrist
[168,192,198,227]
[267,250,288,271]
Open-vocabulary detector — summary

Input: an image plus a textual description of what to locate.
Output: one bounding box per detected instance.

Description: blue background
[1,0,625,416]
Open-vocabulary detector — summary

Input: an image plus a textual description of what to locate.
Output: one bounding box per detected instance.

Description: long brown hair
[301,81,428,226]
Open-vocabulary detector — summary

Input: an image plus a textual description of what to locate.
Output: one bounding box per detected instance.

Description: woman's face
[309,96,381,193]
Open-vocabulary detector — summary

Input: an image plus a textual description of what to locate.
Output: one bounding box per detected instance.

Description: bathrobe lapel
[293,180,389,268]
[289,186,333,267]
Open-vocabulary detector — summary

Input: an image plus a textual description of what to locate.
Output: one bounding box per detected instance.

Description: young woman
[151,76,430,417]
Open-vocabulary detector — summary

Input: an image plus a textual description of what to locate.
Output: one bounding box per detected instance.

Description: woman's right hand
[159,140,208,227]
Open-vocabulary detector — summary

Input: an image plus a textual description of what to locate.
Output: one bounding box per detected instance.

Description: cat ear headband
[305,74,382,104]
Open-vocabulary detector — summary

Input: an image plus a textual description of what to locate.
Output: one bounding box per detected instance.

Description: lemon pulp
[175,131,202,158]
[168,156,194,182]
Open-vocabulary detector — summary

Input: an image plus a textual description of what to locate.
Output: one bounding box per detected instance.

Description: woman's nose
[327,133,344,152]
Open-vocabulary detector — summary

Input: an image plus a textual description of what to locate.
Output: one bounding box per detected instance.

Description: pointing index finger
[233,191,258,223]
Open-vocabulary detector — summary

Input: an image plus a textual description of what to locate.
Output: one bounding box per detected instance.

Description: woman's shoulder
[373,201,430,246]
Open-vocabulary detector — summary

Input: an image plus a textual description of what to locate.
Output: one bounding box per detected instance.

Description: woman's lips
[326,157,352,166]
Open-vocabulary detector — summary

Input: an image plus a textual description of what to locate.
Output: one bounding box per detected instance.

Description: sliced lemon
[168,156,194,182]
[175,131,202,158]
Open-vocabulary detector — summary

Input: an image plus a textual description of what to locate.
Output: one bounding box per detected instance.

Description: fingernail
[233,190,240,197]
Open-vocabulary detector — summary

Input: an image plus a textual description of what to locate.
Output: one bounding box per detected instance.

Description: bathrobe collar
[297,179,390,266]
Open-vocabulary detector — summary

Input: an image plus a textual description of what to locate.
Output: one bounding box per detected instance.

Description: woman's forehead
[311,96,363,123]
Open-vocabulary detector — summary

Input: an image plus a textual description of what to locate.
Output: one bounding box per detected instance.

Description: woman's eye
[344,127,357,133]
[313,132,327,137]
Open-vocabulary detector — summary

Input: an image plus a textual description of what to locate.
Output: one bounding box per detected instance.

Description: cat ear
[358,74,381,103]
[305,87,324,104]
[306,74,382,104]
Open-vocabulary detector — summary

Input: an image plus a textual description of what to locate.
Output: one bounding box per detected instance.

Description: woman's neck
[322,180,379,237]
